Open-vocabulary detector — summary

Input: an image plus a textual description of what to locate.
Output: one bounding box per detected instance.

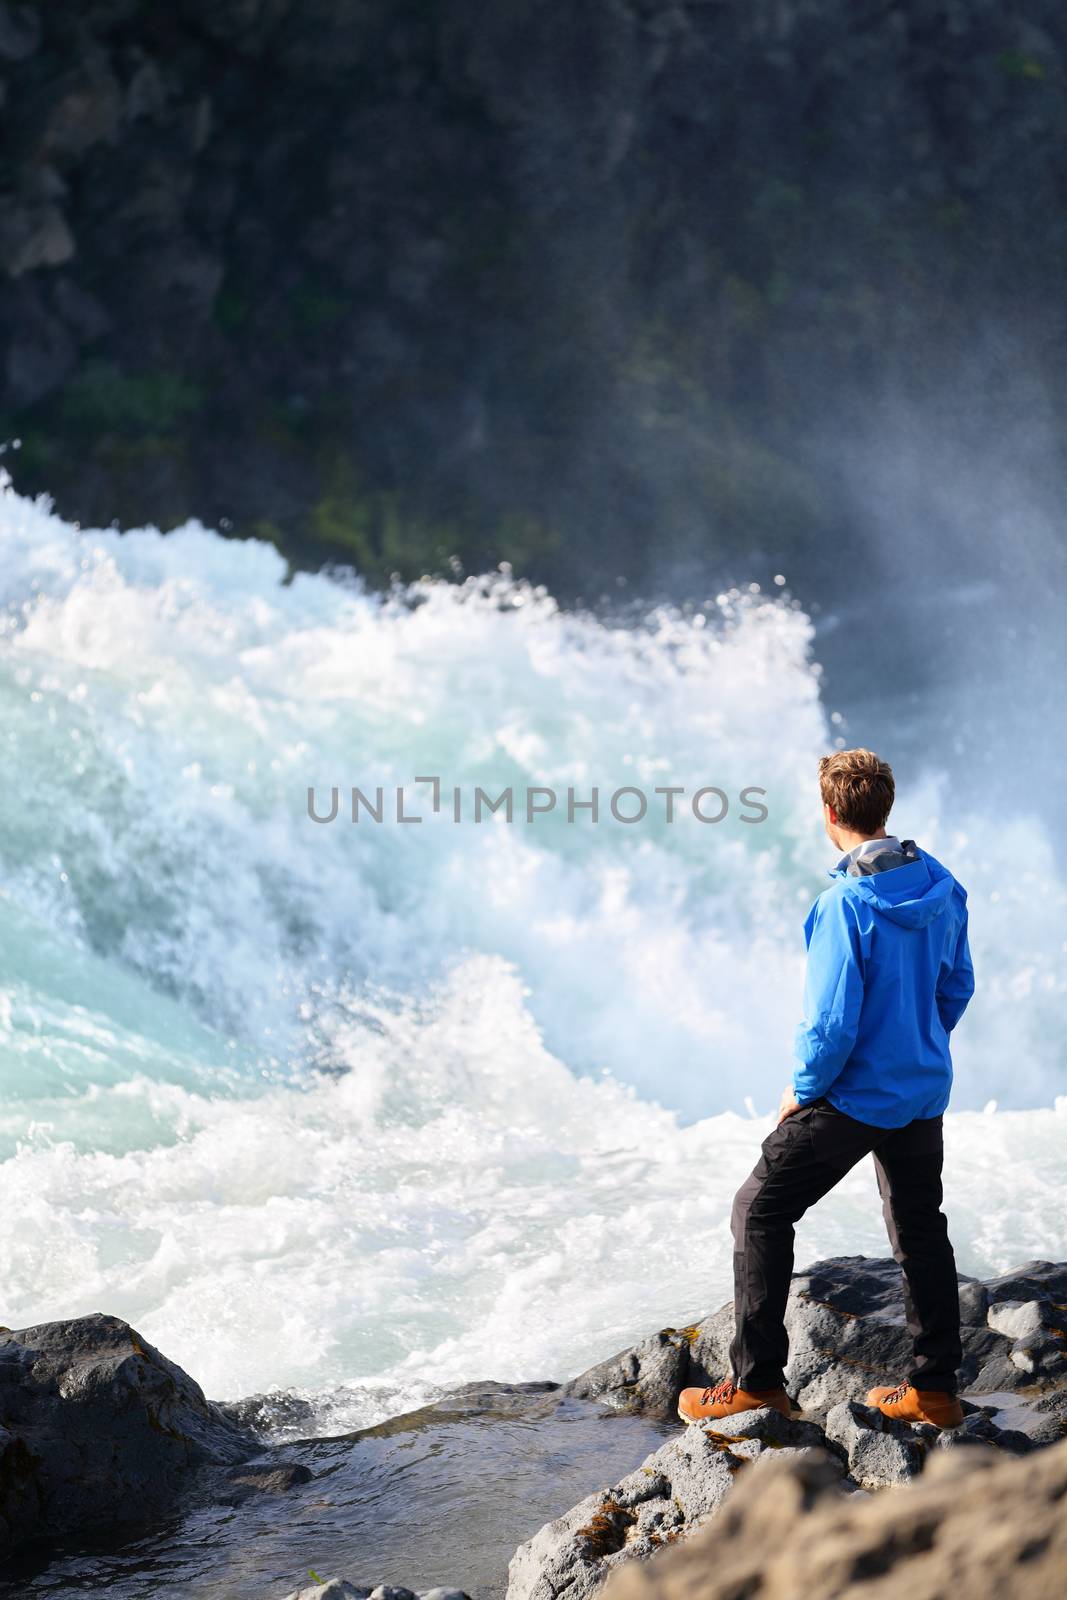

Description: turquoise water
[1,473,1065,1418]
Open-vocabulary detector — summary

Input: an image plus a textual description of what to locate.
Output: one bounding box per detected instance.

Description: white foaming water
[0,476,1065,1419]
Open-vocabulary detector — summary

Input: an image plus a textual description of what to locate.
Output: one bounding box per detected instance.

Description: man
[679,748,975,1429]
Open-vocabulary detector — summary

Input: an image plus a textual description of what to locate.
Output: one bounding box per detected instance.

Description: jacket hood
[830,844,957,929]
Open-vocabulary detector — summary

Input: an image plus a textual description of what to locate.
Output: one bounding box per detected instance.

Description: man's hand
[777,1085,805,1124]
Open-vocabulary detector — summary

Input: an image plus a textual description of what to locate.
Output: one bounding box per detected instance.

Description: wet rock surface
[218,1457,316,1508]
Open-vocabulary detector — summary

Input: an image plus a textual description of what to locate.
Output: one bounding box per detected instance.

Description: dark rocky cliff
[1,1,1065,594]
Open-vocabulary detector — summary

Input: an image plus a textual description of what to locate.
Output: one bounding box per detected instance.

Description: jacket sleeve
[793,890,866,1103]
[936,908,975,1033]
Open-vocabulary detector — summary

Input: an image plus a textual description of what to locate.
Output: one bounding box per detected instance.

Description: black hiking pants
[729,1095,962,1394]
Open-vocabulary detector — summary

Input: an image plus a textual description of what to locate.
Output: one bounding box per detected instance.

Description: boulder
[987,1299,1048,1341]
[603,1435,1067,1600]
[963,1386,1067,1451]
[220,1385,321,1439]
[778,1265,916,1417]
[934,1410,1032,1456]
[958,1279,990,1324]
[0,1313,255,1557]
[548,1256,1067,1593]
[566,1256,1067,1424]
[218,1457,314,1506]
[983,1260,1067,1305]
[564,1324,712,1418]
[984,1298,1067,1379]
[566,1256,924,1421]
[507,1408,838,1600]
[967,1277,1067,1391]
[823,1399,933,1487]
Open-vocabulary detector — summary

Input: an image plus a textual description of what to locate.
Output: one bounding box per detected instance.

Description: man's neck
[834,826,888,855]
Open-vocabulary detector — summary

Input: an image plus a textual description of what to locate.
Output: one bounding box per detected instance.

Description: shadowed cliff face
[1,0,1066,597]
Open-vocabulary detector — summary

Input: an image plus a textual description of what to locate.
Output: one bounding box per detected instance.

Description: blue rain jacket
[793,844,974,1128]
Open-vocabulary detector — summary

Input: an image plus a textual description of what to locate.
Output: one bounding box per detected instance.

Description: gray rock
[507,1483,658,1600]
[603,1435,1067,1600]
[1026,1388,1067,1443]
[563,1325,710,1417]
[567,1255,1067,1426]
[566,1256,918,1422]
[781,1286,914,1417]
[0,1313,255,1557]
[282,1586,372,1600]
[958,1278,990,1324]
[280,1584,473,1600]
[218,1457,314,1506]
[789,1254,911,1318]
[220,1386,321,1438]
[963,1327,1043,1394]
[823,1398,932,1487]
[934,1433,1004,1459]
[983,1260,1067,1306]
[981,1297,1066,1384]
[684,1404,828,1452]
[1010,1334,1063,1377]
[955,1385,1067,1450]
[988,1299,1051,1340]
[507,1408,841,1600]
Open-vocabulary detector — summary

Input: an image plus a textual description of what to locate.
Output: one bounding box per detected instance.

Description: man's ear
[824,802,838,826]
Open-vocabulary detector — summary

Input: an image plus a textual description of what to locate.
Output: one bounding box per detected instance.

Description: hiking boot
[867,1379,964,1428]
[677,1377,791,1423]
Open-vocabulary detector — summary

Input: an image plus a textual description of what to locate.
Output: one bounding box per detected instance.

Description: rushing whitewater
[0,476,1064,1423]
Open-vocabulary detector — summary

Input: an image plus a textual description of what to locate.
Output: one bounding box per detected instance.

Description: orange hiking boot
[867,1379,964,1428]
[677,1376,791,1423]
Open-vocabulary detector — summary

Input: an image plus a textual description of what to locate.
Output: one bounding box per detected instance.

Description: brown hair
[818,748,895,834]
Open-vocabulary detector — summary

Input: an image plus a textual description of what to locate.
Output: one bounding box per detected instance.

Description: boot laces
[884,1380,911,1404]
[699,1377,736,1406]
